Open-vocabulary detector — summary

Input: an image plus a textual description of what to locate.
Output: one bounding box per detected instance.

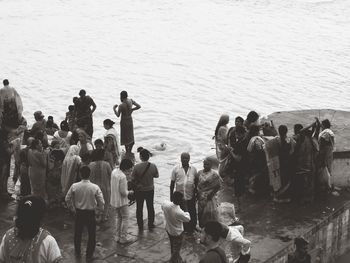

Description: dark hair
[73,97,79,104]
[120,90,128,100]
[248,124,260,138]
[138,148,152,161]
[92,149,105,161]
[51,149,65,162]
[204,221,223,242]
[60,120,69,132]
[81,153,91,164]
[19,150,27,164]
[235,116,244,123]
[79,89,86,96]
[48,116,53,120]
[322,119,331,129]
[3,79,9,86]
[173,191,184,206]
[214,114,229,137]
[103,119,115,127]
[80,166,91,179]
[294,124,303,135]
[94,139,104,146]
[278,125,288,137]
[30,139,41,150]
[46,119,53,128]
[120,158,133,171]
[34,131,44,141]
[68,105,75,111]
[15,195,46,239]
[246,111,259,123]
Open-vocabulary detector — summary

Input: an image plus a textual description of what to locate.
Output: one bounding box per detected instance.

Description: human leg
[74,210,85,255]
[168,232,184,263]
[135,191,145,228]
[119,205,129,241]
[86,210,96,258]
[145,190,155,227]
[187,197,197,232]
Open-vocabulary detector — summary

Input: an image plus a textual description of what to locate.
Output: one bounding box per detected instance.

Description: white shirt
[161,200,190,236]
[65,179,104,211]
[110,168,129,208]
[171,164,198,200]
[0,231,62,263]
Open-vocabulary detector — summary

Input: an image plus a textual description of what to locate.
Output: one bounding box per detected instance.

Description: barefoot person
[75,89,96,138]
[113,91,141,157]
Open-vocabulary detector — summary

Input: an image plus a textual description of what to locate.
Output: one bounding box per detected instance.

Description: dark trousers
[74,209,96,257]
[135,190,155,228]
[180,197,197,232]
[167,231,184,263]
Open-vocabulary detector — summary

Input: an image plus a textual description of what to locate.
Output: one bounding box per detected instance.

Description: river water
[1,0,350,168]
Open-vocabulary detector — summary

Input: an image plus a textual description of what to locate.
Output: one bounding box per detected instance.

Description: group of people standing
[214,110,336,207]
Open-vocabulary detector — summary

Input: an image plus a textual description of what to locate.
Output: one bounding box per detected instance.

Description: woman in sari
[53,121,72,154]
[197,158,222,228]
[61,145,81,196]
[47,150,65,208]
[247,125,269,195]
[27,139,47,200]
[76,129,94,157]
[89,149,112,222]
[103,119,121,168]
[214,114,230,178]
[318,119,335,192]
[113,91,141,157]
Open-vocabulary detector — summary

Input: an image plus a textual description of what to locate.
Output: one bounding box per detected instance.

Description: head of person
[138,147,152,161]
[26,137,35,147]
[30,139,42,151]
[94,139,104,150]
[200,221,223,246]
[294,237,309,255]
[79,89,86,98]
[80,153,90,165]
[46,119,54,128]
[68,105,74,112]
[248,124,260,138]
[203,157,212,172]
[78,129,89,143]
[172,191,184,206]
[60,120,69,132]
[92,149,105,161]
[51,149,65,164]
[120,158,134,175]
[51,139,60,149]
[103,119,115,130]
[73,96,79,105]
[215,114,230,137]
[294,124,303,135]
[180,152,190,168]
[3,79,9,86]
[278,125,288,139]
[48,116,54,121]
[321,119,331,130]
[80,165,91,180]
[235,125,247,141]
[120,90,128,102]
[15,195,46,239]
[235,116,244,127]
[246,111,260,125]
[34,111,44,121]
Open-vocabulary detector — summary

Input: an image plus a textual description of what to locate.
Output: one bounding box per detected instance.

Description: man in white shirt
[170,152,198,233]
[162,191,190,263]
[65,166,104,262]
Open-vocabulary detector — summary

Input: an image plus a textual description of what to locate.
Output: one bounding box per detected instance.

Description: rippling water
[1,0,350,168]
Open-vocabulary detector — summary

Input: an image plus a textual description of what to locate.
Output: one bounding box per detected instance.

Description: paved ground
[1,166,349,263]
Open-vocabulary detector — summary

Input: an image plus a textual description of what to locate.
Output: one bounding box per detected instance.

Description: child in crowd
[65,105,76,132]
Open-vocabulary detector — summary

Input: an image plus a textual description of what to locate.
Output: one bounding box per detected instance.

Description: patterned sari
[197,169,222,228]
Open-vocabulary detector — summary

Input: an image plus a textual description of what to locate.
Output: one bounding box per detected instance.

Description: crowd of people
[0,78,335,263]
[214,110,336,208]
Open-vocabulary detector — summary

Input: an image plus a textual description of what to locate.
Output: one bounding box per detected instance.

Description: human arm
[90,98,96,114]
[119,176,130,197]
[176,210,191,223]
[131,99,141,112]
[41,235,63,263]
[65,185,76,213]
[95,187,105,212]
[170,180,175,201]
[113,104,120,117]
[153,164,159,178]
